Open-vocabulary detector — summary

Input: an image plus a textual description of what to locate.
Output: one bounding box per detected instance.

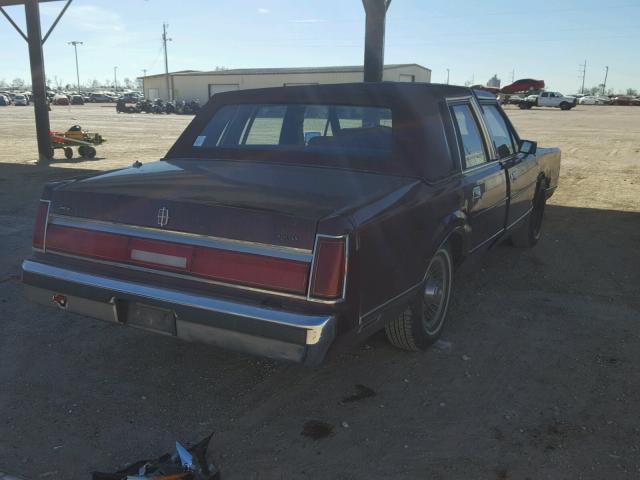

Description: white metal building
[141,64,431,104]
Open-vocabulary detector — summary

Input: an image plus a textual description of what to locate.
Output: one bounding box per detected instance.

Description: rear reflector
[32,200,50,249]
[309,236,346,299]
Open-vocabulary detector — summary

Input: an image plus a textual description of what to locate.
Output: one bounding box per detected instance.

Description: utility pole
[579,60,587,94]
[446,68,450,85]
[362,0,391,82]
[602,66,609,95]
[162,22,172,100]
[113,66,118,92]
[68,40,83,92]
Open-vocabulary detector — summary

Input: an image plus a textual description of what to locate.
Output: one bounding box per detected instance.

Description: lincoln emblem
[157,207,170,227]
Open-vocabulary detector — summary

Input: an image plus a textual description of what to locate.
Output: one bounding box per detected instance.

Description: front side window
[482,105,515,158]
[193,103,393,154]
[450,104,488,168]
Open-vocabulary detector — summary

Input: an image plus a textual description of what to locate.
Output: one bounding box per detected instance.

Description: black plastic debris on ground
[340,384,376,404]
[92,434,219,480]
[301,420,334,440]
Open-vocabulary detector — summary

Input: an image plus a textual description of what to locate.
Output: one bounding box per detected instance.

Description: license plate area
[126,302,176,336]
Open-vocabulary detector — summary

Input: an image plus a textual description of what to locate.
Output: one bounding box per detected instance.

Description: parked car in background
[70,95,85,105]
[22,83,561,366]
[89,93,117,103]
[578,95,610,105]
[500,78,545,94]
[119,93,140,103]
[611,96,634,106]
[0,94,10,106]
[13,94,29,106]
[53,94,70,106]
[520,91,576,110]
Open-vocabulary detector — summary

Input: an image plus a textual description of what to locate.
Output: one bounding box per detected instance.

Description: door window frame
[479,100,521,157]
[446,96,497,172]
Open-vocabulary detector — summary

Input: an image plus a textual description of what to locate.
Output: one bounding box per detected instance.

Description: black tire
[511,187,546,248]
[85,146,96,159]
[64,147,73,160]
[78,145,86,157]
[385,245,454,351]
[46,147,54,160]
[559,102,570,110]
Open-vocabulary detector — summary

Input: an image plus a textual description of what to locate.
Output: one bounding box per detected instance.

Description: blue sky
[1,0,639,93]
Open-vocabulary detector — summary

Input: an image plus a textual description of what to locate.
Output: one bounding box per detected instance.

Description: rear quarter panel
[346,179,465,324]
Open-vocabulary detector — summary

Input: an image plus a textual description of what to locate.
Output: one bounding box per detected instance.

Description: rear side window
[482,105,515,158]
[450,104,488,168]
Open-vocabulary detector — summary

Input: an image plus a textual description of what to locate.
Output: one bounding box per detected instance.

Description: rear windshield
[192,104,393,155]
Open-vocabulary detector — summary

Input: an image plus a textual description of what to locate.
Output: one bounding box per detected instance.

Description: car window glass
[451,104,488,168]
[303,105,332,145]
[244,105,286,145]
[194,103,393,154]
[482,105,515,158]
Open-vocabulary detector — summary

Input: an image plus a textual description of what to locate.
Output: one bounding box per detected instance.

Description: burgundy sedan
[23,83,560,365]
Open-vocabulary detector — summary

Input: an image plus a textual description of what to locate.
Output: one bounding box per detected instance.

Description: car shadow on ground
[1,166,639,479]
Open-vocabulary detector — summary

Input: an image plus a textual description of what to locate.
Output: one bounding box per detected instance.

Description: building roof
[142,64,430,79]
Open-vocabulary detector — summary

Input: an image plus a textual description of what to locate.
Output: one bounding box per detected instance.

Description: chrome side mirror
[519,140,537,155]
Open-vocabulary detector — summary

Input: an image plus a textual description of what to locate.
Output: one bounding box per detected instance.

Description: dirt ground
[0,103,639,479]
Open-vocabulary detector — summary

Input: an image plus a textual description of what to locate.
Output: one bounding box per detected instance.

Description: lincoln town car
[22,83,560,366]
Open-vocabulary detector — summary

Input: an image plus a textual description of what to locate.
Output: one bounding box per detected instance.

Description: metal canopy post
[362,0,391,82]
[1,0,72,163]
[24,0,50,163]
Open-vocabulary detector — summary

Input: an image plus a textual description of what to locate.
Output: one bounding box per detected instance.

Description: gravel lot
[0,103,639,479]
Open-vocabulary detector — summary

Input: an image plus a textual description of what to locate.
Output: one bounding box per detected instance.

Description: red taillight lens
[46,225,130,261]
[32,200,50,249]
[192,247,309,294]
[310,236,346,299]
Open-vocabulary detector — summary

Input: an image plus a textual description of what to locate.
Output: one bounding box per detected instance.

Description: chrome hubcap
[422,253,450,335]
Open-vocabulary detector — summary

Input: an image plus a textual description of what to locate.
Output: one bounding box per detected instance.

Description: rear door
[538,92,551,107]
[448,99,508,252]
[480,103,539,229]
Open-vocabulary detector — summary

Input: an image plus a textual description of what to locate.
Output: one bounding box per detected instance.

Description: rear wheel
[385,245,454,351]
[64,147,73,160]
[84,146,96,159]
[511,187,546,248]
[78,145,86,157]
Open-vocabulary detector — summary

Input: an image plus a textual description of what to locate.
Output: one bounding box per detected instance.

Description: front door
[449,102,508,252]
[480,103,539,229]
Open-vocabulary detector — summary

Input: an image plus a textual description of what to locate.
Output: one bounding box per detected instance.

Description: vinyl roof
[142,64,430,79]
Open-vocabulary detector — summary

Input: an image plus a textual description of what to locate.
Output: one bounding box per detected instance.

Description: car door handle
[472,186,482,201]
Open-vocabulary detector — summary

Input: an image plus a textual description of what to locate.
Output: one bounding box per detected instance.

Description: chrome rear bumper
[22,260,335,366]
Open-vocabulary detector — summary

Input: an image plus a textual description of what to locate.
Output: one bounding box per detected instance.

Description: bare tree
[12,78,25,88]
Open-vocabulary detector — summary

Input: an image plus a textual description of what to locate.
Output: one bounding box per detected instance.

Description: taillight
[32,200,50,249]
[192,247,309,294]
[46,225,130,261]
[309,236,347,299]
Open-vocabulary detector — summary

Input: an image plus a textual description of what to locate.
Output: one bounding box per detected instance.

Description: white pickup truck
[520,91,577,110]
